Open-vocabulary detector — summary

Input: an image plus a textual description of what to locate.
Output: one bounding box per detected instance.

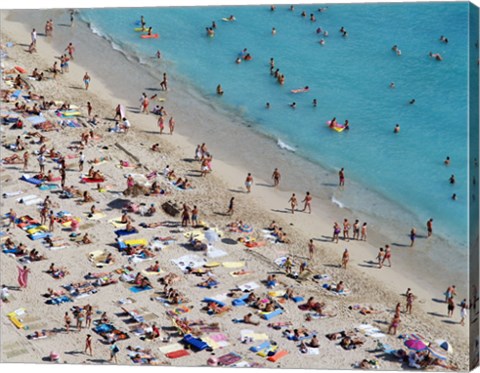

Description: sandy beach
[0,5,476,371]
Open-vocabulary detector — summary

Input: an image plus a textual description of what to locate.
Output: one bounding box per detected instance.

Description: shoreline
[0,7,472,370]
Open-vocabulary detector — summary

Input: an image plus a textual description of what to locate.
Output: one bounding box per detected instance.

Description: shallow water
[79,3,470,247]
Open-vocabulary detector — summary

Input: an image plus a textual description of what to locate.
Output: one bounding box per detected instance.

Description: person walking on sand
[388,314,401,335]
[160,73,168,91]
[85,334,93,356]
[426,218,433,238]
[376,248,385,268]
[447,296,455,318]
[83,72,90,90]
[158,116,164,135]
[445,285,456,302]
[227,197,235,215]
[23,151,29,171]
[460,299,468,326]
[169,117,175,135]
[308,239,315,260]
[65,42,75,60]
[342,248,349,269]
[343,218,351,241]
[406,291,414,314]
[245,173,253,193]
[272,168,281,187]
[288,193,297,214]
[87,102,93,119]
[141,94,149,115]
[301,192,312,213]
[109,341,119,363]
[382,244,392,267]
[17,265,31,289]
[410,228,416,247]
[64,312,72,333]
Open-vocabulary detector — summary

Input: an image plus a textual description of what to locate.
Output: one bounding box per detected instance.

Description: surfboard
[141,34,159,39]
[15,66,27,74]
[134,27,147,32]
[222,18,234,22]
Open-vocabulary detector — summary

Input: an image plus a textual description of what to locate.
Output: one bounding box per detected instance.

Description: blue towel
[129,285,152,293]
[28,232,51,241]
[292,296,304,303]
[262,308,283,320]
[20,175,43,185]
[39,184,59,191]
[202,298,226,307]
[115,229,138,237]
[182,334,209,351]
[93,323,114,333]
[250,341,270,352]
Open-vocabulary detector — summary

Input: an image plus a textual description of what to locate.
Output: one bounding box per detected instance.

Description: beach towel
[232,294,250,307]
[166,350,190,359]
[240,330,269,341]
[250,341,271,352]
[3,190,24,198]
[172,255,207,272]
[260,308,283,320]
[20,174,43,185]
[237,282,260,292]
[218,352,242,366]
[267,349,288,362]
[81,177,105,183]
[115,229,139,237]
[16,195,37,203]
[159,343,185,354]
[206,246,228,259]
[129,285,153,293]
[83,212,106,220]
[257,344,279,357]
[109,218,127,228]
[26,116,47,125]
[182,334,209,351]
[7,308,26,329]
[28,232,51,241]
[222,261,245,268]
[24,197,44,206]
[46,295,72,305]
[38,184,59,191]
[229,270,254,278]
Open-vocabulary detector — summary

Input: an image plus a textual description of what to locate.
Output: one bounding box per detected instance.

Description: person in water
[216,84,224,95]
[394,124,400,133]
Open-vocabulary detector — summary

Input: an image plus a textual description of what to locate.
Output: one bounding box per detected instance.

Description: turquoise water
[80,3,470,246]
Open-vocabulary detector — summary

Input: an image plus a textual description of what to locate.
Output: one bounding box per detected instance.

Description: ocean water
[79,3,471,247]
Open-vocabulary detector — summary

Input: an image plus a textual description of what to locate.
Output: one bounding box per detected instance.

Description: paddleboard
[222,18,235,22]
[141,34,159,39]
[134,27,147,32]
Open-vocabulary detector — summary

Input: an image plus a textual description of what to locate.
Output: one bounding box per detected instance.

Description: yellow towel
[257,345,278,357]
[123,238,148,246]
[109,218,127,228]
[222,261,245,268]
[26,225,48,234]
[204,262,221,268]
[83,212,106,220]
[141,270,163,276]
[268,290,286,297]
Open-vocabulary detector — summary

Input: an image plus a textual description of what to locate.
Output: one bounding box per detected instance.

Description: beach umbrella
[428,346,447,361]
[436,340,453,353]
[404,339,428,351]
[204,229,219,244]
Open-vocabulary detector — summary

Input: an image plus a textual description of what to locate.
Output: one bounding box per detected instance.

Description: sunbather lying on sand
[158,273,181,286]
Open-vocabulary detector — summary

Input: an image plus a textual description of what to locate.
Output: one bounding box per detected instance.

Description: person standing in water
[339,168,345,187]
[426,218,433,238]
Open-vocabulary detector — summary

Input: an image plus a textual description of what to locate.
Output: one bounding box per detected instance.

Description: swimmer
[440,35,449,44]
[156,50,161,59]
[316,27,322,34]
[227,15,236,21]
[313,99,317,107]
[301,11,306,17]
[212,21,217,29]
[266,102,270,109]
[429,52,443,61]
[235,57,242,64]
[319,39,325,45]
[310,14,316,22]
[272,27,276,35]
[290,102,296,109]
[269,58,275,68]
[449,174,455,184]
[389,82,395,88]
[394,124,400,133]
[216,84,224,95]
[409,99,416,105]
[444,156,450,165]
[452,193,457,200]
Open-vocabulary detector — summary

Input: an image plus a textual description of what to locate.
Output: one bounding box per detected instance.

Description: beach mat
[166,350,190,359]
[218,352,242,366]
[267,349,289,362]
[159,343,184,354]
[222,261,245,268]
[129,286,153,293]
